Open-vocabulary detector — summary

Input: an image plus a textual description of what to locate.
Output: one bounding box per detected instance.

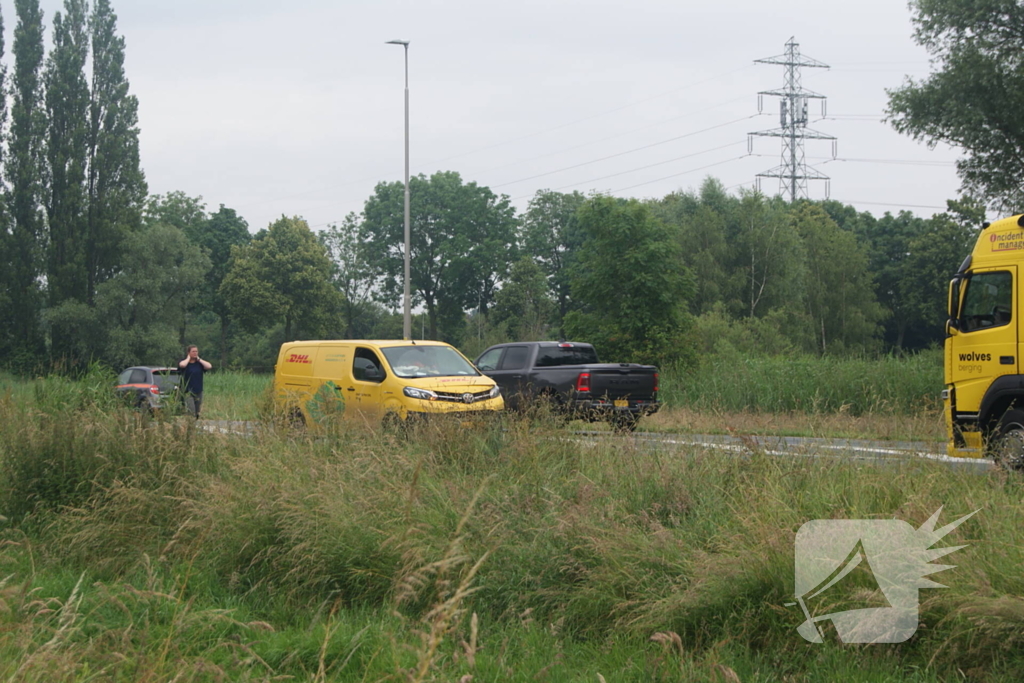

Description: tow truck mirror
[949,275,965,320]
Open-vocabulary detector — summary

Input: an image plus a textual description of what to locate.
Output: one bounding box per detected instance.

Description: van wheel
[992,409,1024,471]
[382,411,408,437]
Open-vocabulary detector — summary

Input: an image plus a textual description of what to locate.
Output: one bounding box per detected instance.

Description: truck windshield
[382,345,480,378]
[535,346,599,367]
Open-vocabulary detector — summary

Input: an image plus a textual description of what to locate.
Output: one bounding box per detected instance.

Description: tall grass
[200,370,272,420]
[661,351,943,416]
[2,364,1022,680]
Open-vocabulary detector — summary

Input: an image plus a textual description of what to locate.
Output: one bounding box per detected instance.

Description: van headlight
[487,385,501,399]
[403,386,437,401]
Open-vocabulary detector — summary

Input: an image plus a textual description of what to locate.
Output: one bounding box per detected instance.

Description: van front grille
[434,389,493,404]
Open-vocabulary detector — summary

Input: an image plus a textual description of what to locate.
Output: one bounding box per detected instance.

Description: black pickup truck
[474,341,659,430]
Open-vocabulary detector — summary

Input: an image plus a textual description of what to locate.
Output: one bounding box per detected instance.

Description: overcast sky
[30,0,962,233]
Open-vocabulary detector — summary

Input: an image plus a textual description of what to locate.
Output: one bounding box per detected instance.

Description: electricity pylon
[749,38,836,201]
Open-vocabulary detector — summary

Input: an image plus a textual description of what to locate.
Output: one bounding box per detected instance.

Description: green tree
[143,191,206,231]
[903,198,983,339]
[521,189,587,334]
[321,213,377,338]
[44,0,90,362]
[791,204,884,354]
[191,205,250,363]
[887,0,1024,211]
[85,0,146,301]
[359,171,517,342]
[727,190,806,320]
[44,223,210,368]
[650,179,734,317]
[95,223,210,366]
[491,257,555,340]
[563,196,695,366]
[5,0,46,366]
[220,216,341,341]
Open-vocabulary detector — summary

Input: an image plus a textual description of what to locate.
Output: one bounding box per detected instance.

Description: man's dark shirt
[181,360,205,395]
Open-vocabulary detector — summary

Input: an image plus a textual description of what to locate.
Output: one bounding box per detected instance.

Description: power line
[610,155,751,194]
[839,199,947,210]
[720,179,951,213]
[471,95,753,177]
[426,64,757,167]
[511,141,746,199]
[745,153,956,167]
[492,115,759,189]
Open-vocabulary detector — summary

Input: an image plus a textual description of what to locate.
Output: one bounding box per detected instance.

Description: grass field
[3,353,1008,682]
[3,405,1019,681]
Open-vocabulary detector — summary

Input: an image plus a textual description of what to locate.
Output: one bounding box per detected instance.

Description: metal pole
[402,45,411,340]
[387,40,412,340]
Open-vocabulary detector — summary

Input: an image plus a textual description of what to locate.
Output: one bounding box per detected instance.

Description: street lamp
[386,39,412,340]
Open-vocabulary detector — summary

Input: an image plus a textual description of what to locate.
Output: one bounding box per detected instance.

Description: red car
[115,366,181,412]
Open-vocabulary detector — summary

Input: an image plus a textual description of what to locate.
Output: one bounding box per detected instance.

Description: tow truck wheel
[993,409,1024,471]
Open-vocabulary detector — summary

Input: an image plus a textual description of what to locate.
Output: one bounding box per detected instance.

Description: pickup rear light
[576,372,591,392]
[653,372,659,394]
[558,342,573,348]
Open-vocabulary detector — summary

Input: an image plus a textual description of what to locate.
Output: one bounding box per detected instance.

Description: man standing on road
[179,345,212,419]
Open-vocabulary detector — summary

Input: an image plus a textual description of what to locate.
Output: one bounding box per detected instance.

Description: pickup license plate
[614,399,628,408]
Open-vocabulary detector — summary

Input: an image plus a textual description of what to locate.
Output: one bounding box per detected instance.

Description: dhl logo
[287,353,312,364]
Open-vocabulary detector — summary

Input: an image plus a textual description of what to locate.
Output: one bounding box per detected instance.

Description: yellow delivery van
[273,339,504,426]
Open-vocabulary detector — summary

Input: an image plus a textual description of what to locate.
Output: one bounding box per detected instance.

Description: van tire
[992,409,1024,471]
[382,411,407,436]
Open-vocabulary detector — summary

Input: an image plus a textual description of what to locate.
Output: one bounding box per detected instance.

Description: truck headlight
[403,386,437,401]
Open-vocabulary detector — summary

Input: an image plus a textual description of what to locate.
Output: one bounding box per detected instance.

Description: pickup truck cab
[474,341,659,430]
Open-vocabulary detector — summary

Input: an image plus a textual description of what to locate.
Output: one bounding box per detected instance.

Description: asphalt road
[578,430,995,473]
[200,420,995,473]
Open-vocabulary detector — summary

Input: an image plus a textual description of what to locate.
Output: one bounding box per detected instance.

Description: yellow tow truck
[945,214,1024,468]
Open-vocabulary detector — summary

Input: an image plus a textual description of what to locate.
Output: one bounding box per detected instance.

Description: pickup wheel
[992,409,1024,471]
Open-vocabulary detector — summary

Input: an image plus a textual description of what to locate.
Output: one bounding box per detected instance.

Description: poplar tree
[86,0,146,299]
[6,0,45,364]
[0,4,16,362]
[44,0,90,362]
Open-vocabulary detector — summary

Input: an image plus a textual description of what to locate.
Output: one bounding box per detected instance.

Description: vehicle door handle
[346,387,355,391]
[511,374,523,379]
[1001,356,1015,365]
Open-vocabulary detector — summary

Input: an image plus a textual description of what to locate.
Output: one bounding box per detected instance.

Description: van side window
[353,348,385,383]
[961,271,1013,332]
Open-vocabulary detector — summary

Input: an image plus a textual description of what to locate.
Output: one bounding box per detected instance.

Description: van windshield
[382,345,480,379]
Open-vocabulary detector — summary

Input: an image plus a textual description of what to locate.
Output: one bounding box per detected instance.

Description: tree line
[0,0,1014,372]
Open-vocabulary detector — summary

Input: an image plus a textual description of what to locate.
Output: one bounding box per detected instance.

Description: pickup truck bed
[474,341,659,430]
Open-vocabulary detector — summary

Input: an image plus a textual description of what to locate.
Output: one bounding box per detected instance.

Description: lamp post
[386,39,412,340]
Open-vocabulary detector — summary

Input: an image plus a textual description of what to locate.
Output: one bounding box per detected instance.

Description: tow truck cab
[945,214,1024,466]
